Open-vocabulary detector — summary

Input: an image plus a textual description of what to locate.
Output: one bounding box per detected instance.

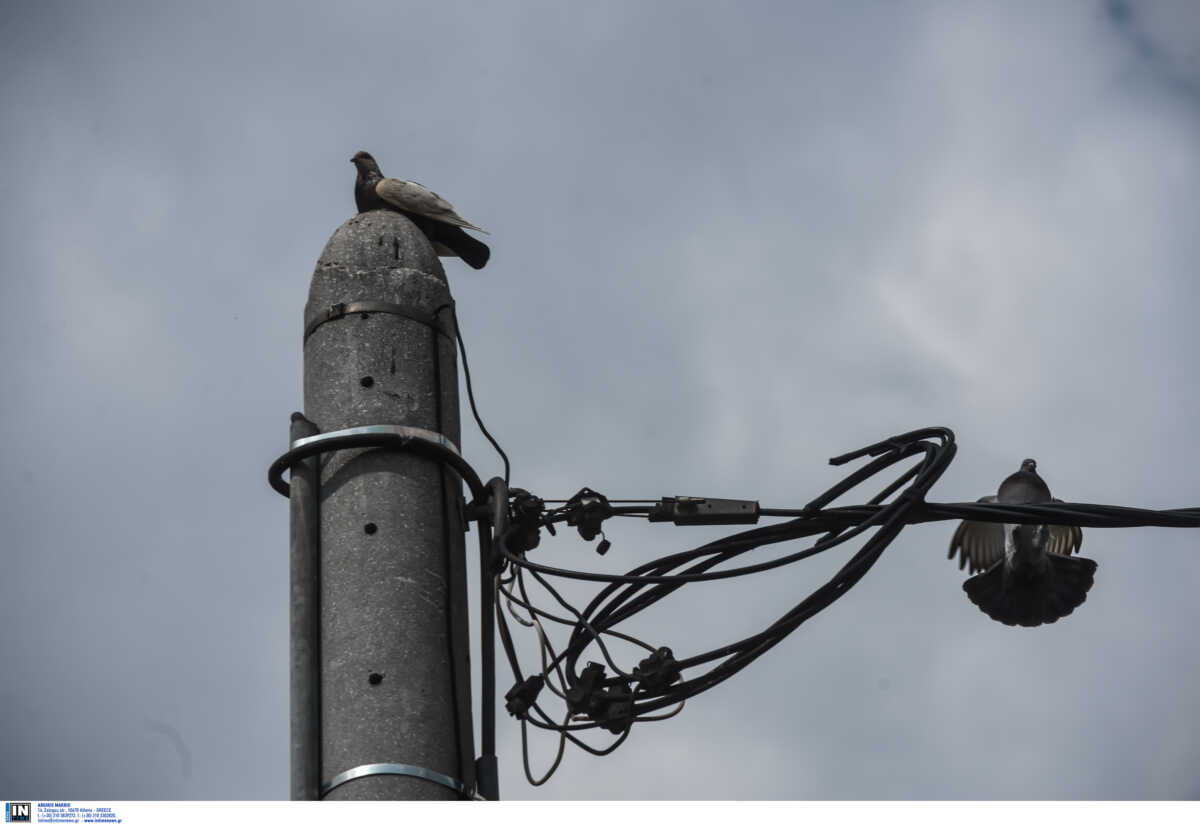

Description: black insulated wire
[436,301,511,485]
[490,426,1200,782]
[271,414,1200,789]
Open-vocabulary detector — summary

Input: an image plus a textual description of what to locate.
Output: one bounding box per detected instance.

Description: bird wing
[947,495,1005,574]
[1046,498,1084,557]
[375,178,489,234]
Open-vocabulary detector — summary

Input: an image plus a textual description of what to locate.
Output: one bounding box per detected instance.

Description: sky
[1,0,1199,802]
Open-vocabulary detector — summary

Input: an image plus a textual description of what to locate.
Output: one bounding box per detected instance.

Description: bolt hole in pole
[368,673,384,686]
[360,376,374,388]
[364,522,378,535]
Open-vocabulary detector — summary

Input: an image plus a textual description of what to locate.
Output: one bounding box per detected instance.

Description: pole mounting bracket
[268,423,484,501]
[320,761,484,800]
[304,300,455,343]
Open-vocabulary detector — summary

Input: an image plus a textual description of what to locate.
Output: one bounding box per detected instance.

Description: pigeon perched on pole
[947,459,1097,627]
[350,150,490,270]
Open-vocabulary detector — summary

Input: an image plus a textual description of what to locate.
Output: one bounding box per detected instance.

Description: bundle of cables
[490,427,954,784]
[482,425,1200,785]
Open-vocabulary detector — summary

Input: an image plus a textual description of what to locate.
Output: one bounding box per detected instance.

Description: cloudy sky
[2,0,1199,801]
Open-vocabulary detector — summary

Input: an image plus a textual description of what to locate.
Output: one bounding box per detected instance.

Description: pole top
[306,210,453,344]
[309,210,446,301]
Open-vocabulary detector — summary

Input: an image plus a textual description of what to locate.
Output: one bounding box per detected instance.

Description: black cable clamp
[564,487,614,555]
[507,488,550,556]
[565,662,634,735]
[632,647,682,693]
[504,674,545,720]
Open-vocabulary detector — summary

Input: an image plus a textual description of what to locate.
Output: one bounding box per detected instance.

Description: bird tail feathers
[963,554,1097,627]
[449,217,489,235]
[432,225,490,269]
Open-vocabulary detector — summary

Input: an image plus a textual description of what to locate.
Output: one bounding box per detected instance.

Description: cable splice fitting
[507,488,548,555]
[565,487,613,542]
[504,675,545,720]
[632,646,682,693]
[565,662,634,735]
[594,682,634,735]
[565,662,606,716]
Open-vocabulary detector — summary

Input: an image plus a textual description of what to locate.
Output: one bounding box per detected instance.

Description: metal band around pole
[291,424,460,455]
[320,762,479,799]
[304,300,454,343]
[268,424,485,501]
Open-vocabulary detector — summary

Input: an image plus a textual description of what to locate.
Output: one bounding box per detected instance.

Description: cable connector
[563,488,613,554]
[564,488,613,540]
[647,496,760,525]
[594,682,633,734]
[505,674,545,720]
[565,662,607,716]
[632,646,682,693]
[565,662,633,735]
[507,488,548,555]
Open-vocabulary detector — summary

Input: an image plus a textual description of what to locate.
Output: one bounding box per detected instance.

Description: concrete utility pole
[294,210,475,800]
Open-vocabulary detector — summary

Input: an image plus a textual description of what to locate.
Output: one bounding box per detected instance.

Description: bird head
[1020,458,1038,473]
[350,150,381,175]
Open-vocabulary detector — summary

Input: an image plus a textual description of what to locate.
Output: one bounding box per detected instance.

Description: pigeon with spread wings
[351,150,490,270]
[948,459,1096,627]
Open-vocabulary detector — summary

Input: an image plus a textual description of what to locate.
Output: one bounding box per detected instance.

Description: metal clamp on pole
[304,300,455,343]
[271,422,498,799]
[268,424,486,502]
[321,761,485,800]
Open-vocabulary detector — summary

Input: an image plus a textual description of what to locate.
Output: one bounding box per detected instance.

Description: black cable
[560,433,953,712]
[436,301,510,485]
[483,425,1200,785]
[500,574,659,652]
[525,568,636,678]
[491,429,952,774]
